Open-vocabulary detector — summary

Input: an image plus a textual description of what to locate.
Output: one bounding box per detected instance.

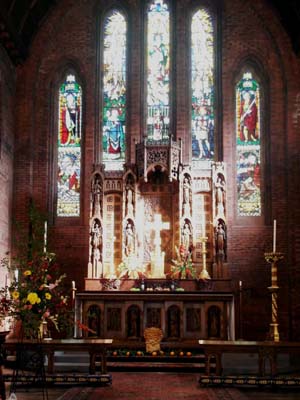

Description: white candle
[72,281,76,289]
[273,219,277,253]
[239,280,242,289]
[44,220,48,253]
[202,196,206,236]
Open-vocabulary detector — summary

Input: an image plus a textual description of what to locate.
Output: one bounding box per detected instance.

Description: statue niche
[127,305,141,339]
[90,218,103,278]
[87,305,101,337]
[207,305,221,339]
[167,305,180,339]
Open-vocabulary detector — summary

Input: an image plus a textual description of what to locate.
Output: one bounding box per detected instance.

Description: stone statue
[182,222,192,250]
[182,176,191,215]
[126,185,134,216]
[215,174,225,216]
[91,221,102,277]
[92,177,102,216]
[125,221,135,256]
[215,222,226,259]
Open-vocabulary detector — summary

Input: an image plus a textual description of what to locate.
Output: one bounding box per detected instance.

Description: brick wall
[6,0,300,340]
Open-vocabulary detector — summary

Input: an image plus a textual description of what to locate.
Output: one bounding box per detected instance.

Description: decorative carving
[215,218,226,261]
[124,219,135,257]
[182,174,192,217]
[125,174,135,217]
[167,305,180,338]
[212,162,226,222]
[90,219,103,278]
[181,219,192,250]
[207,306,221,338]
[147,149,168,165]
[92,174,103,217]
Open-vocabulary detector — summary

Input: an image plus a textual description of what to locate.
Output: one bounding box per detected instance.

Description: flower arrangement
[0,251,69,339]
[170,245,196,279]
[0,203,70,339]
[118,256,146,279]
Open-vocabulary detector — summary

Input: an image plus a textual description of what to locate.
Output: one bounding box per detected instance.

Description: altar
[74,279,235,343]
[78,140,236,344]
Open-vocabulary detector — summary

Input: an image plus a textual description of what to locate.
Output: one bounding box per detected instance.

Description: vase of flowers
[0,203,71,339]
[0,251,69,339]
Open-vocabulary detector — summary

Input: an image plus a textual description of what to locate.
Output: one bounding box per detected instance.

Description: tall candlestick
[44,220,48,254]
[202,195,206,237]
[273,219,276,253]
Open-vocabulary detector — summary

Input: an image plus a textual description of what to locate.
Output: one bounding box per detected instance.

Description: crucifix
[150,213,170,278]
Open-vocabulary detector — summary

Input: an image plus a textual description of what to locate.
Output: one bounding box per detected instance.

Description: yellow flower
[27,292,41,305]
[45,292,52,300]
[24,270,32,276]
[12,291,19,300]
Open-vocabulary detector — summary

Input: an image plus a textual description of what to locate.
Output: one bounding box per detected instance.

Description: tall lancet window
[147,0,170,141]
[236,71,261,216]
[102,10,127,171]
[191,9,215,161]
[57,74,82,217]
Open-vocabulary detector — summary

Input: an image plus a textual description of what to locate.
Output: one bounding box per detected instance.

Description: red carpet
[57,372,247,400]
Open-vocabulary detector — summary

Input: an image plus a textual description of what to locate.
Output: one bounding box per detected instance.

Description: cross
[151,213,170,250]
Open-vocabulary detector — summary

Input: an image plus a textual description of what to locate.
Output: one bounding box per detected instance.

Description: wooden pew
[198,339,300,376]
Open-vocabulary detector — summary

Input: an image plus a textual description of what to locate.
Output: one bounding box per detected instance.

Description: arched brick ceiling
[0,0,299,65]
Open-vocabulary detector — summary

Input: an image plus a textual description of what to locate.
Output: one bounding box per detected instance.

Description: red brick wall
[8,0,300,340]
[0,46,15,286]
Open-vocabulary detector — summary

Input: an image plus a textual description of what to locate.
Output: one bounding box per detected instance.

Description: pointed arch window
[147,0,170,141]
[57,73,82,217]
[236,71,261,216]
[102,10,127,171]
[191,8,215,161]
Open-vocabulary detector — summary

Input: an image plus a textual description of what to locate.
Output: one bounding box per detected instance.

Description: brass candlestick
[264,252,284,342]
[199,236,211,280]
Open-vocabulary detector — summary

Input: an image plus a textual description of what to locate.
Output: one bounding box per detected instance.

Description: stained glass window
[102,10,127,171]
[236,72,261,216]
[57,74,82,217]
[147,0,170,141]
[191,9,214,161]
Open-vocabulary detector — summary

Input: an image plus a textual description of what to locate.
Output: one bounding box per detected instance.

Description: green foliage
[170,245,196,279]
[0,202,69,338]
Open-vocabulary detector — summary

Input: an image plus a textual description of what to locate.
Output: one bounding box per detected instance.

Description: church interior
[0,0,300,398]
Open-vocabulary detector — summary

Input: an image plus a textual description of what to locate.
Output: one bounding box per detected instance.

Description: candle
[72,281,76,289]
[202,196,206,236]
[43,220,48,253]
[273,219,277,253]
[239,280,242,289]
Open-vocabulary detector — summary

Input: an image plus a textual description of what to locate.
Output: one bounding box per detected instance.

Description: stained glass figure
[57,74,82,217]
[191,9,214,161]
[147,0,170,141]
[102,10,127,170]
[236,72,261,216]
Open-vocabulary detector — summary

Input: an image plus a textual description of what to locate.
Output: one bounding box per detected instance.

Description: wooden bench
[198,339,300,377]
[4,338,113,375]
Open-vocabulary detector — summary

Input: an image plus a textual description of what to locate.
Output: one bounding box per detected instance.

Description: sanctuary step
[51,350,209,373]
